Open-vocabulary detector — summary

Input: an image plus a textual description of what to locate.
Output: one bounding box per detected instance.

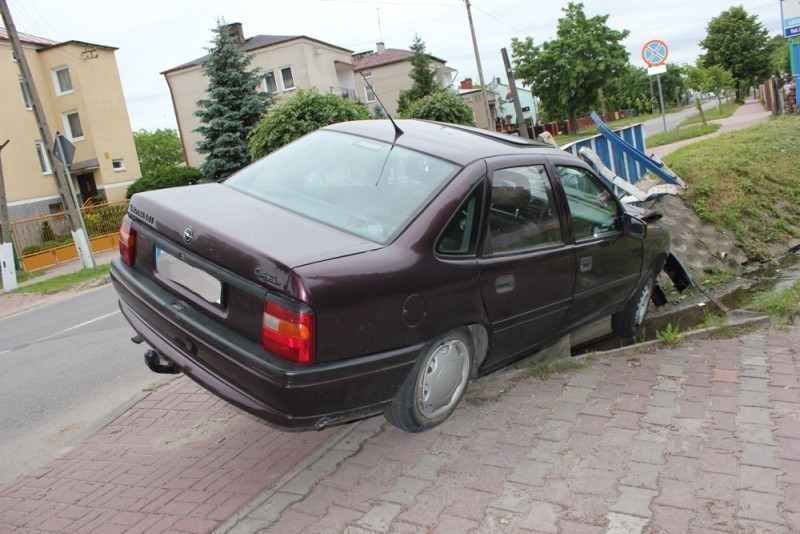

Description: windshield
[225,130,460,245]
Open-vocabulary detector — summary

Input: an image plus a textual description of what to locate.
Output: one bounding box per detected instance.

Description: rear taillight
[262,298,315,365]
[119,215,136,266]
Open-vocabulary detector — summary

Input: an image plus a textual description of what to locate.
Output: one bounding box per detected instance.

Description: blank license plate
[155,247,221,305]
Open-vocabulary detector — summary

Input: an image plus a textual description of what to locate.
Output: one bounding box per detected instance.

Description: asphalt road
[0,284,171,485]
[641,98,722,138]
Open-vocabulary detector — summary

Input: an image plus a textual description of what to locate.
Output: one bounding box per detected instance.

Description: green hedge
[126,166,204,198]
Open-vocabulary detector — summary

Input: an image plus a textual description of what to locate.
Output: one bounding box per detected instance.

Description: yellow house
[162,23,357,169]
[0,28,140,221]
[353,42,455,118]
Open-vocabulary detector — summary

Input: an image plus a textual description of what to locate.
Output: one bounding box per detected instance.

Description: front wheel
[612,271,656,338]
[384,329,473,432]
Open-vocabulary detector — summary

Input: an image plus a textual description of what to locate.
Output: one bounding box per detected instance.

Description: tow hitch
[144,349,181,374]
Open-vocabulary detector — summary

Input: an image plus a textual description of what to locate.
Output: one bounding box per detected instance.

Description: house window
[35,141,52,174]
[112,159,126,171]
[362,71,372,79]
[264,71,277,93]
[365,85,376,103]
[63,111,84,140]
[52,66,73,95]
[19,79,32,109]
[10,50,17,62]
[281,67,295,90]
[48,202,64,214]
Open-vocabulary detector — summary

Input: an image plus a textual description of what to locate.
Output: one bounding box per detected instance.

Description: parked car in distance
[111,119,670,432]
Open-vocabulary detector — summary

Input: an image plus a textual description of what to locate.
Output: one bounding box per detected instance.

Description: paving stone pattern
[1,323,798,533]
[0,378,338,533]
[225,323,800,533]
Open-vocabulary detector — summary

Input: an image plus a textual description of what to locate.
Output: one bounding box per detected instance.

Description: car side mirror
[625,214,647,239]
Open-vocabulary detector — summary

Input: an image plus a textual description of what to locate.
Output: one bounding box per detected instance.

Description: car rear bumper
[111,258,420,430]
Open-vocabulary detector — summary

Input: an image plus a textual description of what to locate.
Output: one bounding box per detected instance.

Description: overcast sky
[4,0,786,131]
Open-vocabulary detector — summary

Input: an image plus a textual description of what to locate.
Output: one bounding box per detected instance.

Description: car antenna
[360,72,403,141]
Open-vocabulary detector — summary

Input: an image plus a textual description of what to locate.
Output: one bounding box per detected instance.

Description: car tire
[612,269,656,338]
[384,329,473,432]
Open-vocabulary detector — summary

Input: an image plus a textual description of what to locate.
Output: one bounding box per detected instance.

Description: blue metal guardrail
[561,117,648,185]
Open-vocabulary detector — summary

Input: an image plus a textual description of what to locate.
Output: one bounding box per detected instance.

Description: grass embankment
[663,115,800,261]
[2,264,111,294]
[681,101,740,127]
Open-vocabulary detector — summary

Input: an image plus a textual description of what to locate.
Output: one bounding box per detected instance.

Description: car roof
[324,119,567,166]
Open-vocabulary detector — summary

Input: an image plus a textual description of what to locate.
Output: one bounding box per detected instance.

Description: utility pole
[501,48,529,139]
[0,140,17,292]
[0,0,95,269]
[464,0,494,130]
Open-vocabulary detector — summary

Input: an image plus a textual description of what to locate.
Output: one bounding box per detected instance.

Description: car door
[477,158,576,369]
[550,159,643,328]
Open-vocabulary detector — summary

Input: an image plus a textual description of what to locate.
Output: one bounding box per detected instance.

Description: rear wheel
[612,270,656,338]
[385,329,473,432]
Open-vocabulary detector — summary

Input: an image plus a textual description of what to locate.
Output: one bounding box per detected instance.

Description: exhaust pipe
[144,349,181,374]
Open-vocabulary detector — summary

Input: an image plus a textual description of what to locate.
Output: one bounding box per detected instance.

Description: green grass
[527,357,591,378]
[646,124,721,148]
[663,115,800,260]
[655,323,681,345]
[9,264,111,295]
[748,279,800,323]
[680,101,741,127]
[0,270,41,290]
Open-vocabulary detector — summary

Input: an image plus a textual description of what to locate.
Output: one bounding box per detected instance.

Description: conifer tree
[397,36,439,114]
[195,21,271,181]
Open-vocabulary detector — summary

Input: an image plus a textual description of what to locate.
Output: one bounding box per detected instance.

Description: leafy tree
[399,90,475,125]
[767,34,790,77]
[699,6,770,99]
[397,36,440,114]
[133,128,184,177]
[603,65,651,115]
[248,89,369,159]
[683,64,711,125]
[126,167,204,198]
[706,65,735,112]
[195,21,271,182]
[511,2,629,133]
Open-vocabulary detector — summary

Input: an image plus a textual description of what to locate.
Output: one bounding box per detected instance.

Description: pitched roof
[162,34,354,75]
[353,48,447,71]
[0,27,58,47]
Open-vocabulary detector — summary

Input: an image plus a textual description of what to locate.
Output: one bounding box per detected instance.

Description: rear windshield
[225,130,460,245]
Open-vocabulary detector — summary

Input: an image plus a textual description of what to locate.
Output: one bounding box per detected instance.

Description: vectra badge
[183,227,194,244]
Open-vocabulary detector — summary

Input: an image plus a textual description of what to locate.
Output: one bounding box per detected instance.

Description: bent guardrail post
[590,111,686,188]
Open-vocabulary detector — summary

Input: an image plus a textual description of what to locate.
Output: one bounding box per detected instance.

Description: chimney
[376,42,385,54]
[223,22,245,45]
[460,78,473,90]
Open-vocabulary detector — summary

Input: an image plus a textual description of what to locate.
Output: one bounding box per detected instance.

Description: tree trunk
[569,109,578,136]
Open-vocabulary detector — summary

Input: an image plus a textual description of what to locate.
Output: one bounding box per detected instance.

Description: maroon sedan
[111,119,669,432]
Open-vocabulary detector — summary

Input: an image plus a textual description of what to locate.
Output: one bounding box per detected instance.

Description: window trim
[35,141,53,175]
[62,110,85,141]
[19,78,32,110]
[51,66,73,96]
[263,70,277,93]
[280,66,295,91]
[112,159,126,172]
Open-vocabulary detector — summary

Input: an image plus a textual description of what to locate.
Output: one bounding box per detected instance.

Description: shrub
[399,91,476,126]
[248,89,369,159]
[126,167,204,198]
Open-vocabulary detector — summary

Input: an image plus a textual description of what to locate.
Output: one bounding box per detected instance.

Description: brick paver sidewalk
[3,321,795,533]
[222,322,800,533]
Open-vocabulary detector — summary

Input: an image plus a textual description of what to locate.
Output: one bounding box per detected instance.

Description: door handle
[579,256,593,273]
[495,274,515,293]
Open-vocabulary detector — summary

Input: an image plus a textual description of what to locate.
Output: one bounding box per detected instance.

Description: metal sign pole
[656,74,667,134]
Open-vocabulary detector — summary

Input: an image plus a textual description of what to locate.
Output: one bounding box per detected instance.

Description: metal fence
[11,200,128,256]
